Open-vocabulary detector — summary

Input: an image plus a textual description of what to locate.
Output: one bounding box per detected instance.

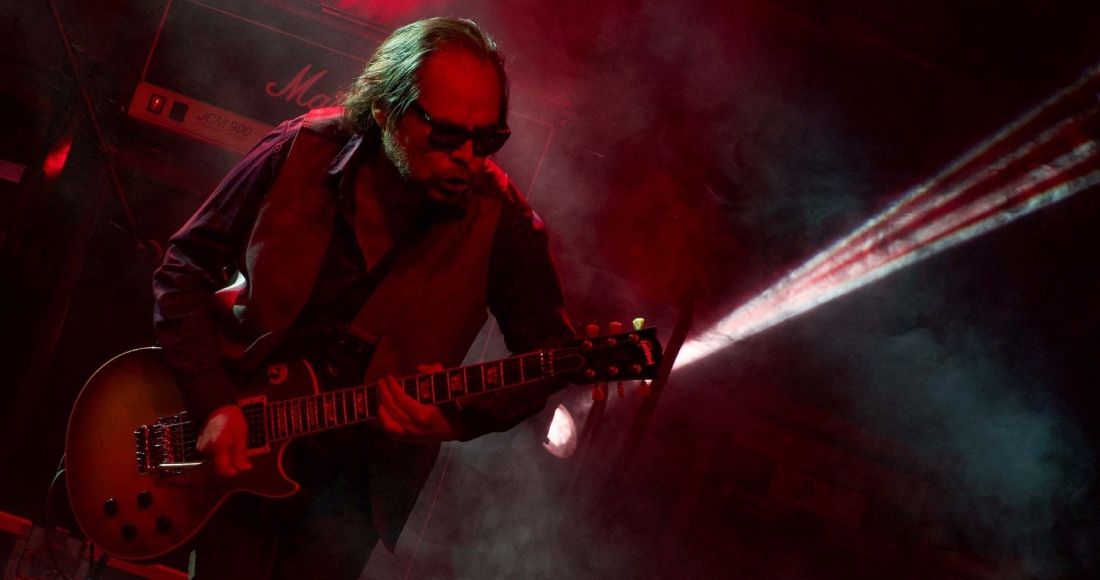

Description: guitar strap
[287,228,409,349]
[344,220,448,349]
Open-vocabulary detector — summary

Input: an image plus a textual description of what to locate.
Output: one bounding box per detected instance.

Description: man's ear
[371,103,387,130]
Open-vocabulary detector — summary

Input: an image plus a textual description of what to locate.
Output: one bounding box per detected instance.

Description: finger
[386,380,433,423]
[378,377,412,425]
[212,447,237,477]
[377,405,406,439]
[417,363,444,373]
[231,438,252,472]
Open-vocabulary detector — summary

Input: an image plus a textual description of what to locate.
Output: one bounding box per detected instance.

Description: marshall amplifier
[128,0,383,153]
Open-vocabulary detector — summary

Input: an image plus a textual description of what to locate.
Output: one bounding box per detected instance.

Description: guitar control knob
[156,516,173,534]
[103,498,119,517]
[121,523,138,541]
[137,490,153,509]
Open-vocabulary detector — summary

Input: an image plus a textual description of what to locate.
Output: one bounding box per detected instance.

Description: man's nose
[449,138,476,164]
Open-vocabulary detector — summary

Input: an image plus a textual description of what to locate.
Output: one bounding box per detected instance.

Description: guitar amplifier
[0,512,186,580]
[127,0,383,153]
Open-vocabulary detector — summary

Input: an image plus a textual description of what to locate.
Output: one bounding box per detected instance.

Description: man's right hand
[196,405,253,477]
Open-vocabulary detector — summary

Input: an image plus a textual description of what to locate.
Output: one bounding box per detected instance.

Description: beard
[380,128,472,210]
[382,128,413,180]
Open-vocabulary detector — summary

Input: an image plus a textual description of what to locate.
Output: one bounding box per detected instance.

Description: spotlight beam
[803,139,1099,292]
[812,109,1096,283]
[774,65,1100,295]
[674,64,1100,369]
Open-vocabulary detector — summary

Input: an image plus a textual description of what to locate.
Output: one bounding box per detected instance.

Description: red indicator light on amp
[147,94,167,114]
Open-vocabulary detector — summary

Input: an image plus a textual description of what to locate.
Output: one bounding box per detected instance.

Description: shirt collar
[324,134,365,187]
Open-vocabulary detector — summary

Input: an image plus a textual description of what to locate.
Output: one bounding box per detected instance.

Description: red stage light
[42,135,73,181]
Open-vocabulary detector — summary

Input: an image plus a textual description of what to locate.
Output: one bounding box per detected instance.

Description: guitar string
[172,373,563,446]
[167,342,636,446]
[173,370,585,447]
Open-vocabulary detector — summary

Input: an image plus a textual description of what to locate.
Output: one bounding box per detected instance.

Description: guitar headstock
[551,325,663,386]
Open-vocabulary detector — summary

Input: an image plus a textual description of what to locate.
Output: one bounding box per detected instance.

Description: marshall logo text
[265,64,337,109]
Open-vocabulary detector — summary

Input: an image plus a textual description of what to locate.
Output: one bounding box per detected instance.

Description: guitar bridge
[134,412,199,474]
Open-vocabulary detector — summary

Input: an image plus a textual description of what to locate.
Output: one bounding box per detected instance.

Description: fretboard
[260,351,549,443]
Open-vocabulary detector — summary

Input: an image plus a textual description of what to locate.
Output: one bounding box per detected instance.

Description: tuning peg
[616,381,625,398]
[609,321,622,334]
[633,318,645,331]
[592,385,605,401]
[637,380,651,397]
[586,324,600,338]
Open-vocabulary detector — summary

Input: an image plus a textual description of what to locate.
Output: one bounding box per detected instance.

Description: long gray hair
[342,18,509,135]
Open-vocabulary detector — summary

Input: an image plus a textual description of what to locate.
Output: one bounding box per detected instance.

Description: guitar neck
[261,351,551,442]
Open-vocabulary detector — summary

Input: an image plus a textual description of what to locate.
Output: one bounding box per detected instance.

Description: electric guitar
[65,328,663,561]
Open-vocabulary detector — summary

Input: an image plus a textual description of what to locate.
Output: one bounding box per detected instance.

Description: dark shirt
[152,116,573,428]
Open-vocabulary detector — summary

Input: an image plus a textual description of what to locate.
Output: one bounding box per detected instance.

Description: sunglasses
[407,101,511,156]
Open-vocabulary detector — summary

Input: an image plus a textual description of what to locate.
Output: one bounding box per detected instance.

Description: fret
[324,393,335,427]
[485,362,501,391]
[291,401,301,435]
[266,406,275,441]
[335,392,345,426]
[333,392,341,426]
[502,358,522,386]
[307,398,317,431]
[465,365,484,393]
[432,372,448,402]
[367,386,379,417]
[416,375,432,403]
[276,403,287,439]
[402,377,418,402]
[448,370,466,398]
[522,355,544,381]
[353,387,367,419]
[342,390,351,424]
[521,356,539,382]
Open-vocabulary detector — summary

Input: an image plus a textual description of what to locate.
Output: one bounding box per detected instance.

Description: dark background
[1,0,1098,578]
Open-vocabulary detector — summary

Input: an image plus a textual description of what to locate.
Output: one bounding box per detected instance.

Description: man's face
[381,49,503,206]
